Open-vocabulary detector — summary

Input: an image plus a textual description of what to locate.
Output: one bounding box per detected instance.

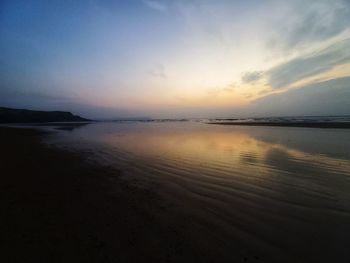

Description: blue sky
[1,0,349,118]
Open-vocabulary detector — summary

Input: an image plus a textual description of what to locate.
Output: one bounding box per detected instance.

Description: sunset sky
[1,0,350,118]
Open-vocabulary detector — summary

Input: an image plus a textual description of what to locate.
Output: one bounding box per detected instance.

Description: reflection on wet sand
[48,122,350,262]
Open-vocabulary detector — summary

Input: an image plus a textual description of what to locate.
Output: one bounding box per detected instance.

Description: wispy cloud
[267,0,350,51]
[142,0,168,11]
[267,38,350,89]
[207,82,239,97]
[241,71,263,84]
[250,77,350,116]
[223,83,236,92]
[146,64,167,78]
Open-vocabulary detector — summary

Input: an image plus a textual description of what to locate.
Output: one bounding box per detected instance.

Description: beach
[2,0,350,262]
[1,124,350,263]
[0,127,218,263]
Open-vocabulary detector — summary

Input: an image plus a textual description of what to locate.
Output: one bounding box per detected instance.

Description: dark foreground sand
[0,127,222,263]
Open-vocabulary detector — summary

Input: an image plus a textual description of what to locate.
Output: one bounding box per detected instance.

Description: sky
[0,0,350,119]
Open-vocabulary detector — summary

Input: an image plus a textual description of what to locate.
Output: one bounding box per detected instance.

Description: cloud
[249,76,350,116]
[268,0,350,51]
[222,82,237,92]
[142,0,168,11]
[258,89,271,95]
[207,88,221,96]
[267,38,350,89]
[241,71,263,84]
[146,64,167,78]
[207,82,239,96]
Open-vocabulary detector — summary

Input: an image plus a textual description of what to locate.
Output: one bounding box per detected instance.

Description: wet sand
[0,127,231,263]
[1,126,350,263]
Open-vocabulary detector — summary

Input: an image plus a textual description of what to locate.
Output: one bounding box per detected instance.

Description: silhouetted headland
[0,107,89,123]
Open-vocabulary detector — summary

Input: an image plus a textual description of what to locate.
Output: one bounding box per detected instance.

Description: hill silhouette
[0,107,89,123]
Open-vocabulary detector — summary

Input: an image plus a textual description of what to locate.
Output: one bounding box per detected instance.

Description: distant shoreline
[208,121,350,129]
